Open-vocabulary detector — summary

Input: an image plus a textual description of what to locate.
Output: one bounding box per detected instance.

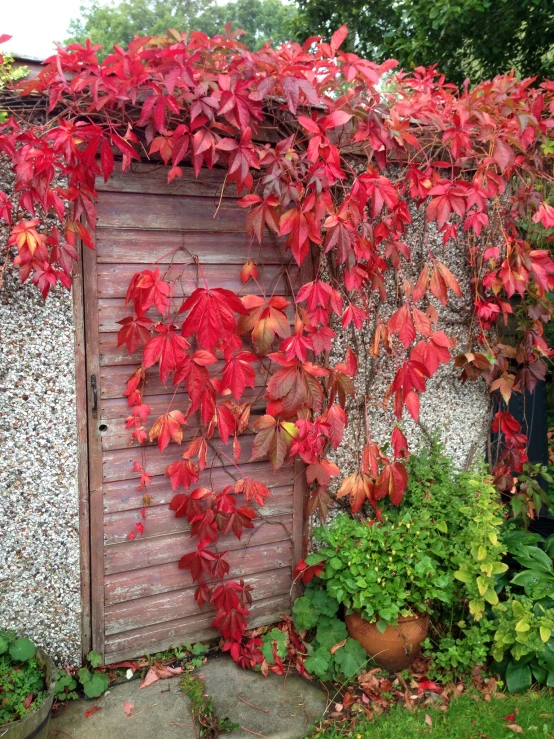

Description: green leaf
[9,637,36,662]
[292,595,319,630]
[82,672,109,698]
[532,664,547,684]
[514,546,553,574]
[315,619,347,650]
[304,647,331,678]
[547,672,554,688]
[306,552,325,565]
[0,636,8,655]
[505,660,532,693]
[78,667,92,684]
[191,642,208,655]
[87,650,103,668]
[334,639,367,679]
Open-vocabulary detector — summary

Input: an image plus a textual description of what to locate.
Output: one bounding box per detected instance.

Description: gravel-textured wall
[326,197,491,500]
[0,206,82,662]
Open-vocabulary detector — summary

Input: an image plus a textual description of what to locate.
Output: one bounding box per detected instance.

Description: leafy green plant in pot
[0,629,56,738]
[313,513,456,671]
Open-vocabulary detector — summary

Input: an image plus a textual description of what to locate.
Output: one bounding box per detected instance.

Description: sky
[2,0,100,60]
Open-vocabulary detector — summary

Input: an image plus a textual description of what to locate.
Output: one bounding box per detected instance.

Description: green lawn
[311,692,554,739]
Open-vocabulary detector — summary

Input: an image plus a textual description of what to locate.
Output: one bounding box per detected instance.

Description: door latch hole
[98,423,108,432]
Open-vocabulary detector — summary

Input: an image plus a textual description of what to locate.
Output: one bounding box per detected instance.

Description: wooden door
[82,163,307,662]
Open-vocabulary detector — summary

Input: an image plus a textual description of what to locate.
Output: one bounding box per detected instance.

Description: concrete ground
[48,657,327,739]
[48,675,194,739]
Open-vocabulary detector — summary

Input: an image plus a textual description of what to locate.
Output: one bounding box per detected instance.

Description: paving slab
[48,676,195,739]
[200,656,327,739]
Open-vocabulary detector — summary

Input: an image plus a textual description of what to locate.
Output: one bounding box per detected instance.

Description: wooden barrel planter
[345,612,430,672]
[2,649,56,739]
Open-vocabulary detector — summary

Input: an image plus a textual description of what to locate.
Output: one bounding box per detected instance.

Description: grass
[310,692,554,739]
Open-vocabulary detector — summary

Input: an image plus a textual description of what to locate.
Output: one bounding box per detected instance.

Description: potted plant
[0,630,56,738]
[313,513,456,671]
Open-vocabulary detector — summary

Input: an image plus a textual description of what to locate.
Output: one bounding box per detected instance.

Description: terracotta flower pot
[345,611,430,672]
[2,648,56,739]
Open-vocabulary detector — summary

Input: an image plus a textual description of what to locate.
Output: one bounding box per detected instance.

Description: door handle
[91,374,98,418]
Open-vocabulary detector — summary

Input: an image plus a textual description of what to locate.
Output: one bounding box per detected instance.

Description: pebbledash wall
[0,169,491,667]
[0,157,81,665]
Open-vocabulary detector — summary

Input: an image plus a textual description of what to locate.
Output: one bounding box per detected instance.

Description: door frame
[72,235,93,659]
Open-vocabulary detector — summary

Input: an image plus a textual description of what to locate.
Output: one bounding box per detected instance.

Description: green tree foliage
[293,0,554,84]
[67,0,297,53]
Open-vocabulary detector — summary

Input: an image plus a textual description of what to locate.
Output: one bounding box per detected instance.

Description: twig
[127,703,158,718]
[240,727,269,738]
[170,721,194,727]
[49,731,75,739]
[238,694,270,713]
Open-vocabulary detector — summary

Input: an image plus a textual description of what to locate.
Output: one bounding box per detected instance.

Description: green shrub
[54,651,109,702]
[0,630,47,726]
[313,513,455,629]
[292,584,368,680]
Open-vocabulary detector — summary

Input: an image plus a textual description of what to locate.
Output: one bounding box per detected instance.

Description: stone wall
[326,197,491,498]
[0,167,81,664]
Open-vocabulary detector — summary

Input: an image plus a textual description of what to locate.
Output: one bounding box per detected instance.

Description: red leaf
[389,304,415,348]
[123,701,135,716]
[85,706,102,718]
[180,287,247,350]
[178,547,218,581]
[100,138,115,182]
[143,324,190,383]
[294,558,325,584]
[233,477,271,506]
[493,138,515,173]
[148,410,186,451]
[330,24,348,53]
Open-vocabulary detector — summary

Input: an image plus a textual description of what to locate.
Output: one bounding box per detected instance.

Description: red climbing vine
[1,25,554,664]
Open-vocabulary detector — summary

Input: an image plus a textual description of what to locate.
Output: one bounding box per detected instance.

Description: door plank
[95,228,286,265]
[104,568,291,635]
[96,192,247,231]
[103,461,292,514]
[104,514,293,575]
[104,594,290,661]
[104,486,294,544]
[105,540,292,605]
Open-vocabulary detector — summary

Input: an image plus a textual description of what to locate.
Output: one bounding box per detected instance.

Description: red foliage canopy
[1,26,554,666]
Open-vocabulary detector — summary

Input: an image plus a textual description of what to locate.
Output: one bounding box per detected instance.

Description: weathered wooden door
[82,163,306,662]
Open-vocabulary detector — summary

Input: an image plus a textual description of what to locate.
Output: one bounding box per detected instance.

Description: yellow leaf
[484,589,498,606]
[515,619,530,633]
[477,546,487,561]
[540,626,552,643]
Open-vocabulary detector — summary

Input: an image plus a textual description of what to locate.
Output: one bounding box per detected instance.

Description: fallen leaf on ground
[330,639,346,654]
[506,724,524,734]
[85,706,102,718]
[140,663,183,688]
[425,713,433,727]
[123,701,135,716]
[419,679,441,691]
[504,714,516,722]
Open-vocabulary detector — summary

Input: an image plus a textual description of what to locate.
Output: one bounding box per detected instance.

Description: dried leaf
[85,706,103,718]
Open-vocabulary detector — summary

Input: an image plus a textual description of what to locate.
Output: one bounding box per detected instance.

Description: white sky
[2,0,104,60]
